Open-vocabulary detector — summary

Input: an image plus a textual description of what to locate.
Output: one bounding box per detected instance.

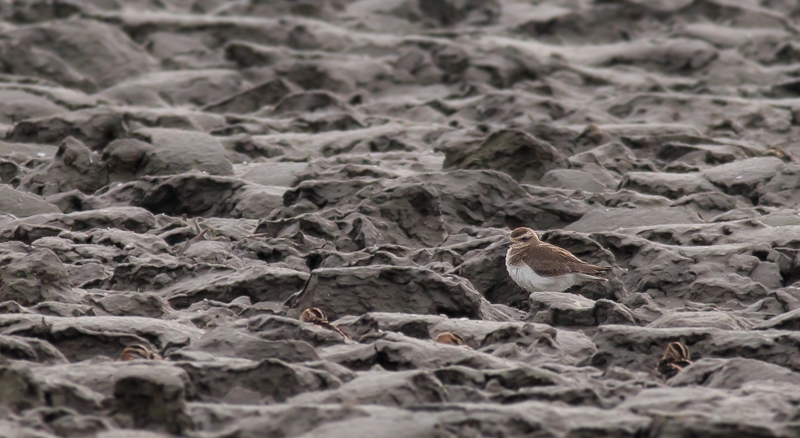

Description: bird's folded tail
[582,264,611,278]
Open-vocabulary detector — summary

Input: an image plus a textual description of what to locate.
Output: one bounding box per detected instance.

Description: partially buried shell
[434,332,467,347]
[657,341,692,379]
[300,307,328,324]
[118,344,163,361]
[299,307,350,339]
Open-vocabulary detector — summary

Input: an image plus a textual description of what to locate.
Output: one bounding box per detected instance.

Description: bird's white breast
[507,262,569,292]
[506,249,579,292]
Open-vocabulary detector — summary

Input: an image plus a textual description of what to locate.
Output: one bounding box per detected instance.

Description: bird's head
[509,227,540,246]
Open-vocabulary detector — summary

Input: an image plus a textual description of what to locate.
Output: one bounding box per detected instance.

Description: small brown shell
[300,307,328,324]
[118,344,162,361]
[300,308,349,339]
[434,332,466,346]
[657,342,692,379]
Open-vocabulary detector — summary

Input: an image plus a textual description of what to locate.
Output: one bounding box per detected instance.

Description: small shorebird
[117,344,163,361]
[505,227,610,292]
[657,342,692,379]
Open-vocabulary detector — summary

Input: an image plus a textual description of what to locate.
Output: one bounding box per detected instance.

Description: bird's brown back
[508,241,610,278]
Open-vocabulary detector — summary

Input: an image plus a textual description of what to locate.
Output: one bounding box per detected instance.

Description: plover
[657,342,692,379]
[117,343,163,361]
[505,227,610,292]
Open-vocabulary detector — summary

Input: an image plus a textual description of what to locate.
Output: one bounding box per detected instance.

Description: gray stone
[0,185,60,217]
[565,206,704,232]
[286,265,512,321]
[542,168,610,192]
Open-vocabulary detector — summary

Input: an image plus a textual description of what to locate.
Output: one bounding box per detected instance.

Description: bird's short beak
[501,237,511,246]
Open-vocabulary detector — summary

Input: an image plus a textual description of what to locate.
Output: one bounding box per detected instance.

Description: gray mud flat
[2,0,800,437]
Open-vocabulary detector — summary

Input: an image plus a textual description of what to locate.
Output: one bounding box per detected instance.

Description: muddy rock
[0,249,78,306]
[112,365,192,435]
[129,128,234,177]
[442,129,568,184]
[0,19,157,92]
[160,264,309,309]
[178,358,341,404]
[204,78,302,114]
[0,185,60,217]
[181,328,320,363]
[620,171,719,199]
[19,137,108,197]
[670,357,800,390]
[0,364,44,413]
[286,265,511,321]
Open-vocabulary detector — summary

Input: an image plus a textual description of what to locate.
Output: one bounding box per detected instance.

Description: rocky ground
[2,0,800,436]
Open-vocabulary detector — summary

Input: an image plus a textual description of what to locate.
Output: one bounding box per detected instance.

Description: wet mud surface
[2,0,800,436]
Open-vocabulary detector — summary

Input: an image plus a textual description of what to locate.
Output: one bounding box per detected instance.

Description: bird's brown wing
[513,243,610,278]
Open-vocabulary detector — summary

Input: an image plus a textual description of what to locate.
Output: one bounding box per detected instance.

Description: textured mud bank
[2,0,800,437]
